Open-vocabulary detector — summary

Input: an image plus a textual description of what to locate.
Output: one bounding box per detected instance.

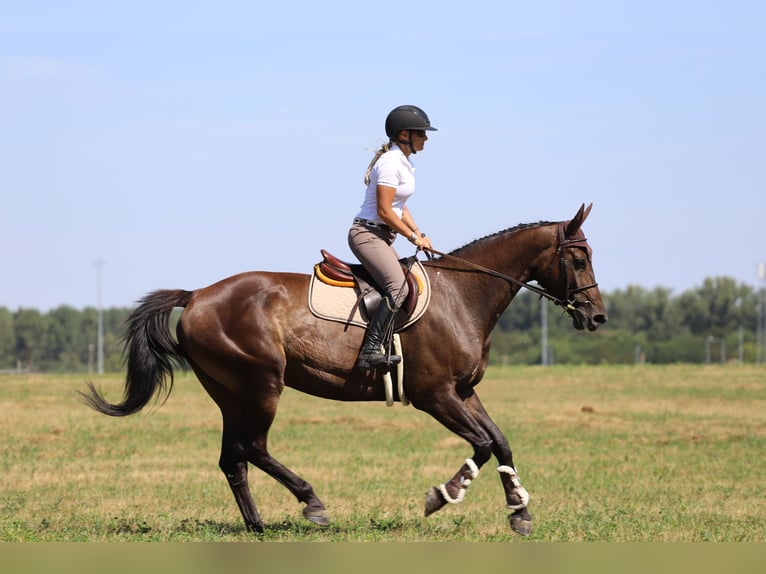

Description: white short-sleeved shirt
[355,144,415,222]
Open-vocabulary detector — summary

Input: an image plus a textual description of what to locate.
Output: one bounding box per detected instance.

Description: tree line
[1,275,765,373]
[495,276,765,365]
[0,306,132,373]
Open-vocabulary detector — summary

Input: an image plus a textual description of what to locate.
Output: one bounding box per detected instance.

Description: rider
[348,105,435,370]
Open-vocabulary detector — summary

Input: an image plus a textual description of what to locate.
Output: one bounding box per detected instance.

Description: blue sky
[2,1,764,310]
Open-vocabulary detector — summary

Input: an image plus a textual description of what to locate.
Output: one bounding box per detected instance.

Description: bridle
[425,222,598,312]
[548,222,599,309]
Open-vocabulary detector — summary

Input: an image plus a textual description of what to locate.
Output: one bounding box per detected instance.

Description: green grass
[1,365,764,541]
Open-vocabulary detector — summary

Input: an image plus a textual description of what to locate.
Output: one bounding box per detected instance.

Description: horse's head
[536,204,608,331]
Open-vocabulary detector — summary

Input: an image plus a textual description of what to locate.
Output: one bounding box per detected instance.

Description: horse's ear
[565,203,593,237]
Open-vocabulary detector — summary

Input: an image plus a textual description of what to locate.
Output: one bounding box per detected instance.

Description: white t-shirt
[355,144,415,222]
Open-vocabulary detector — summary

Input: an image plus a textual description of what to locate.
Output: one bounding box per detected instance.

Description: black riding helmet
[385,105,437,154]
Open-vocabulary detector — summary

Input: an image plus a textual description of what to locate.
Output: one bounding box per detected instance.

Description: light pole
[758,303,763,365]
[738,325,744,365]
[94,258,105,375]
[735,297,743,364]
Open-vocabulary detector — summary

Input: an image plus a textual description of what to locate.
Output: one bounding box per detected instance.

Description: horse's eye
[573,259,587,271]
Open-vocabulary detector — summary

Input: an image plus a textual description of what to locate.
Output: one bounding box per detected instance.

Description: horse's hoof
[245,521,265,534]
[424,486,447,516]
[509,513,532,536]
[303,505,330,527]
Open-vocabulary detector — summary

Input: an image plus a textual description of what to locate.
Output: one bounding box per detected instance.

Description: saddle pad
[308,259,431,329]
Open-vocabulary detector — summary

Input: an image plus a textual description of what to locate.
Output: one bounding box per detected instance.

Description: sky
[2,1,764,311]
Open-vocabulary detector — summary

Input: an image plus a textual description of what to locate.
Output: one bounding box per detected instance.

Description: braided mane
[448,221,553,257]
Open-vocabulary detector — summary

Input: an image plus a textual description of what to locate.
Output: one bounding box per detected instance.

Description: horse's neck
[453,223,555,281]
[442,224,556,325]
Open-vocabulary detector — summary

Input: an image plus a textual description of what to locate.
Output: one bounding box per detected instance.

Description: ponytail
[364,142,392,185]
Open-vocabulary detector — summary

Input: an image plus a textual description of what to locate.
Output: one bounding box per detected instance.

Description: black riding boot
[356,300,401,371]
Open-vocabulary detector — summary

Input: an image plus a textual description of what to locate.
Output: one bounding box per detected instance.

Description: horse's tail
[80,289,193,417]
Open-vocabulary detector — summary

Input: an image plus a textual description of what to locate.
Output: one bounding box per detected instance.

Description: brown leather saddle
[316,249,420,324]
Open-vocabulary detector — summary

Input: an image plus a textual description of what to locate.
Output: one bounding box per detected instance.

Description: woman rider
[348,105,436,370]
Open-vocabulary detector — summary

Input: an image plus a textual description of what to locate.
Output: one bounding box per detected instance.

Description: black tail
[80,289,193,416]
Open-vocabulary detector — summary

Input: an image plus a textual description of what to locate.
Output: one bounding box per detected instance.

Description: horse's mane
[447,221,553,257]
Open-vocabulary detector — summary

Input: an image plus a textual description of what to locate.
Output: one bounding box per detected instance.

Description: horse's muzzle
[569,306,607,332]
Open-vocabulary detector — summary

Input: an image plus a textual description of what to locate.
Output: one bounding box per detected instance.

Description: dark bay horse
[82,203,607,536]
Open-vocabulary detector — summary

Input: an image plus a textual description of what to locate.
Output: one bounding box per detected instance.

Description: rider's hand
[414,235,432,251]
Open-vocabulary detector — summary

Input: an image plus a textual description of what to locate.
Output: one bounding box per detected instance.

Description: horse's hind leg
[195,368,328,532]
[226,400,330,528]
[219,412,330,530]
[220,385,330,531]
[189,365,266,532]
[246,436,330,527]
[219,418,265,533]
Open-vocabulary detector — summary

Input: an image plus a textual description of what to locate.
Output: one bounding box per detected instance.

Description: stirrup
[356,348,401,371]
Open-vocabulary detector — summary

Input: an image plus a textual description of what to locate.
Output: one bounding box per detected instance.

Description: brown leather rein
[424,226,598,311]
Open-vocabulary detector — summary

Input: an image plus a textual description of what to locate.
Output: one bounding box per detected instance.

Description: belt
[353,218,393,233]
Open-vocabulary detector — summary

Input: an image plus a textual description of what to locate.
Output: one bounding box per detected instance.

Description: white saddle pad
[307,259,431,329]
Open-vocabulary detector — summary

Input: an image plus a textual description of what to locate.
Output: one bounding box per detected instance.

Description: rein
[425,226,598,311]
[425,248,574,310]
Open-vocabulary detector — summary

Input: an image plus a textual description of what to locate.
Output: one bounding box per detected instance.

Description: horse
[81,203,607,536]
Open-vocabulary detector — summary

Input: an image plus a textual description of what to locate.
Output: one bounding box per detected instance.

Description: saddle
[315,249,421,323]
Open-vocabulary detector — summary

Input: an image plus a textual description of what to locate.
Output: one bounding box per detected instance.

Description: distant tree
[104,307,132,370]
[13,308,48,370]
[677,277,754,337]
[0,307,15,369]
[79,306,132,373]
[491,276,760,365]
[647,332,706,363]
[604,285,683,337]
[498,289,540,332]
[43,305,88,372]
[642,287,684,343]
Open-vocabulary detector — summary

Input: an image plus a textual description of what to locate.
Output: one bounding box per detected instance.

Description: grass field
[1,365,764,542]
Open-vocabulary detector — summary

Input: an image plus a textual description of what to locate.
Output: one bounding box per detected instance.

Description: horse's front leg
[424,457,482,516]
[497,465,532,536]
[421,391,533,536]
[420,392,494,518]
[464,392,532,536]
[424,459,531,535]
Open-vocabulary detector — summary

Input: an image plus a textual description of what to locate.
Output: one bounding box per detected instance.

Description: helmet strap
[396,131,416,155]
